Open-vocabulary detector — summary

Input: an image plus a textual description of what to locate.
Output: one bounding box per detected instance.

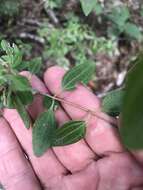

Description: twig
[44,9,59,26]
[40,92,117,127]
[21,19,43,27]
[19,33,45,45]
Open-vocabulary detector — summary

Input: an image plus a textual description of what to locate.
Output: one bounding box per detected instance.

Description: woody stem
[40,92,117,127]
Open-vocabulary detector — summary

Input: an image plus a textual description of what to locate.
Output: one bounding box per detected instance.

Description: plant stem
[40,92,117,127]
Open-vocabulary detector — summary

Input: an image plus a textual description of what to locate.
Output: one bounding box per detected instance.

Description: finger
[132,151,143,167]
[44,66,124,156]
[21,71,48,119]
[3,72,67,189]
[54,108,95,173]
[22,72,96,173]
[0,117,41,190]
[63,162,99,190]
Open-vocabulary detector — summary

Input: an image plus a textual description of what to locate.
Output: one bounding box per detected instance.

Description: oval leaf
[33,110,57,156]
[1,40,13,55]
[80,0,97,16]
[13,95,31,129]
[16,91,33,106]
[62,62,95,91]
[52,121,86,146]
[102,88,124,117]
[108,6,130,27]
[12,44,23,69]
[5,90,15,108]
[8,75,31,92]
[120,54,143,149]
[28,57,42,74]
[124,22,142,41]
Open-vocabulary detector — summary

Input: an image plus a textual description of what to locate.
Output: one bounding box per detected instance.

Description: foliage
[0,0,143,156]
[124,22,142,41]
[33,109,57,156]
[62,62,95,90]
[0,40,95,156]
[44,0,64,9]
[120,54,143,149]
[0,0,20,17]
[38,16,117,68]
[3,39,143,155]
[107,6,142,40]
[0,40,34,128]
[102,88,124,117]
[101,54,143,150]
[80,0,102,16]
[80,0,142,41]
[52,121,86,146]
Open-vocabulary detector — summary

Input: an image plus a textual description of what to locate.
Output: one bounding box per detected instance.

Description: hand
[0,66,143,190]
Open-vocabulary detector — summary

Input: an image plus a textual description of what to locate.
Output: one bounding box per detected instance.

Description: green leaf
[1,55,11,63]
[0,64,6,75]
[120,54,143,149]
[1,41,23,67]
[1,40,13,55]
[62,62,95,91]
[0,96,4,109]
[102,89,124,117]
[13,61,28,71]
[33,110,57,156]
[1,40,14,65]
[124,22,142,41]
[108,6,130,28]
[28,57,42,74]
[16,91,33,106]
[5,90,15,108]
[94,3,103,15]
[8,75,31,92]
[0,0,20,17]
[12,44,23,69]
[13,95,31,129]
[0,75,7,86]
[52,121,86,146]
[43,95,59,110]
[80,0,97,16]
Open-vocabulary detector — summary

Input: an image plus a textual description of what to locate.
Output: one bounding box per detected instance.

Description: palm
[0,66,143,190]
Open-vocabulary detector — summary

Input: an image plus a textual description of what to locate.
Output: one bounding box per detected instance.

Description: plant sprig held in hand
[0,40,116,157]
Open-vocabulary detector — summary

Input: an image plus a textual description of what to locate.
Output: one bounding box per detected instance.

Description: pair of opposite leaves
[29,54,143,154]
[2,38,142,154]
[32,61,96,156]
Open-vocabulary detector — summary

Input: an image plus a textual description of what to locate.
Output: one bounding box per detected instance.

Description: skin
[0,66,143,190]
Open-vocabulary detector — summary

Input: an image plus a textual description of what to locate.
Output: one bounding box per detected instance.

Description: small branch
[21,19,43,27]
[40,92,117,127]
[19,33,45,45]
[44,9,59,26]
